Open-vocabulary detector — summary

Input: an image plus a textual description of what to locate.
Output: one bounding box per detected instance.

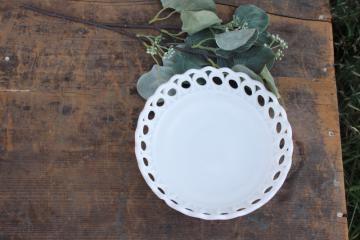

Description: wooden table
[0,0,348,239]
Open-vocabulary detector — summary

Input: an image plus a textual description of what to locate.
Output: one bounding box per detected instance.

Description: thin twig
[103,22,179,30]
[21,4,222,61]
[21,4,139,41]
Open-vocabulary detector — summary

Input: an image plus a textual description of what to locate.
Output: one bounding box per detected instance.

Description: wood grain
[0,1,348,239]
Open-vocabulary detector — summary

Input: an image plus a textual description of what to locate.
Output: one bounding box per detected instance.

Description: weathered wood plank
[0,1,347,239]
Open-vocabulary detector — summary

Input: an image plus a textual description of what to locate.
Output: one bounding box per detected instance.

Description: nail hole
[203,213,210,215]
[213,77,222,85]
[141,141,146,150]
[196,77,206,85]
[148,173,155,181]
[185,208,193,212]
[244,86,252,95]
[143,125,149,135]
[273,171,281,180]
[237,208,245,212]
[252,199,261,204]
[156,98,165,106]
[221,212,228,215]
[279,155,285,165]
[158,187,165,194]
[279,138,285,149]
[228,79,238,89]
[181,81,191,89]
[264,186,273,193]
[269,97,273,102]
[168,88,176,96]
[257,95,265,106]
[143,158,149,166]
[148,111,155,120]
[171,199,178,204]
[276,122,282,133]
[268,107,275,118]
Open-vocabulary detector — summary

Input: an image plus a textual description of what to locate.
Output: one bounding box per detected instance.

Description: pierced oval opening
[196,77,206,85]
[156,98,165,107]
[213,77,222,85]
[148,111,155,120]
[143,158,149,166]
[148,173,155,181]
[273,171,281,180]
[276,122,282,133]
[229,79,238,89]
[257,95,265,106]
[168,88,176,96]
[252,199,261,204]
[244,86,252,95]
[158,187,165,194]
[143,125,149,135]
[279,138,285,149]
[141,141,146,150]
[268,107,275,118]
[181,81,191,89]
[279,155,285,165]
[264,186,273,193]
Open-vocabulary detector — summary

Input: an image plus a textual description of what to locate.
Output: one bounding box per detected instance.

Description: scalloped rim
[135,66,293,220]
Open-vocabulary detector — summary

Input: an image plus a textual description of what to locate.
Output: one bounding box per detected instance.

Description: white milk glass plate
[135,67,293,220]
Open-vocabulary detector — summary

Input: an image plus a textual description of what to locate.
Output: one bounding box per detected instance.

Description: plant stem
[194,45,217,53]
[192,38,215,48]
[21,4,180,36]
[207,58,219,68]
[21,4,228,65]
[21,4,141,41]
[151,55,160,65]
[160,29,185,40]
[149,8,177,24]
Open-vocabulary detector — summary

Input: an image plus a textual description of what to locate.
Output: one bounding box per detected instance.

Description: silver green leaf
[215,28,257,51]
[137,65,175,99]
[161,0,216,12]
[232,64,264,83]
[234,4,269,33]
[163,46,208,73]
[181,10,222,35]
[260,65,280,98]
[233,45,275,73]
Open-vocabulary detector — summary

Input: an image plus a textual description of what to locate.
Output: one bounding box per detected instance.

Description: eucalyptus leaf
[215,29,257,51]
[181,10,222,35]
[163,46,208,73]
[216,49,234,58]
[217,56,233,68]
[260,65,280,98]
[137,65,175,99]
[232,64,264,83]
[185,29,215,48]
[161,0,216,12]
[233,45,275,73]
[255,31,272,46]
[234,4,269,33]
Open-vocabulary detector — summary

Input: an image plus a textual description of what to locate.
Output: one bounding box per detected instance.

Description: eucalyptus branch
[21,4,180,37]
[21,4,141,41]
